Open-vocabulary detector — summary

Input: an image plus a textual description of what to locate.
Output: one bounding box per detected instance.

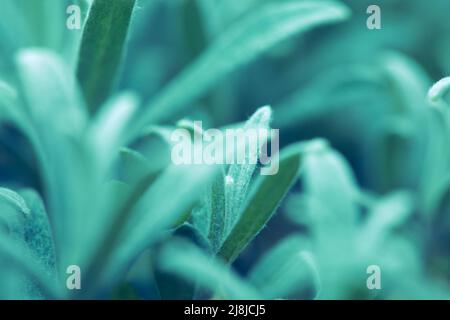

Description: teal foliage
[0,0,450,300]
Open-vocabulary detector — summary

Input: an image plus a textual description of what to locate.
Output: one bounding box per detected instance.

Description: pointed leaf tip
[428,77,450,103]
[0,187,31,216]
[249,105,272,125]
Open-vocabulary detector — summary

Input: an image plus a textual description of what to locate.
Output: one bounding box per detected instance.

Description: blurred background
[1,0,450,299]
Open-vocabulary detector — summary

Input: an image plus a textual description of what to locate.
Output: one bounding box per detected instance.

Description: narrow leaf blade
[77,0,136,112]
[218,143,302,262]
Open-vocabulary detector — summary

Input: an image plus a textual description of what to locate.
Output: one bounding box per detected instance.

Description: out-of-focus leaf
[83,163,218,295]
[301,139,358,239]
[158,239,260,299]
[197,0,259,38]
[176,118,205,135]
[20,189,56,275]
[218,142,302,262]
[128,128,173,175]
[20,0,67,50]
[248,234,319,299]
[181,0,208,60]
[133,1,350,135]
[77,0,136,112]
[0,187,30,216]
[89,92,139,169]
[0,80,42,159]
[117,147,152,185]
[0,188,56,285]
[17,49,88,136]
[16,49,97,272]
[376,117,415,193]
[0,231,61,299]
[428,77,450,104]
[154,223,211,300]
[379,53,449,213]
[0,1,29,56]
[380,51,431,113]
[0,189,27,238]
[0,81,19,121]
[420,105,450,215]
[421,78,450,214]
[428,179,450,270]
[275,64,383,128]
[359,191,414,251]
[0,0,81,64]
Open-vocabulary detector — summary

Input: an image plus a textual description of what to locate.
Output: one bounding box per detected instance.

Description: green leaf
[373,54,450,213]
[205,169,227,253]
[189,107,273,252]
[0,189,27,239]
[16,49,99,272]
[76,0,136,113]
[223,106,272,237]
[0,80,19,121]
[197,0,259,37]
[421,105,450,214]
[176,119,205,140]
[158,239,261,299]
[20,0,67,49]
[359,191,414,251]
[0,232,61,299]
[82,163,218,295]
[297,140,364,299]
[275,63,383,128]
[17,49,88,136]
[380,51,431,113]
[0,80,44,167]
[376,117,416,193]
[301,139,358,239]
[132,0,350,136]
[0,187,31,216]
[195,107,274,253]
[89,92,139,169]
[430,175,450,216]
[0,188,57,295]
[428,77,450,104]
[248,234,319,299]
[0,1,29,55]
[181,0,208,61]
[122,128,173,179]
[0,0,79,62]
[154,223,211,300]
[20,189,57,276]
[218,142,303,263]
[117,147,153,185]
